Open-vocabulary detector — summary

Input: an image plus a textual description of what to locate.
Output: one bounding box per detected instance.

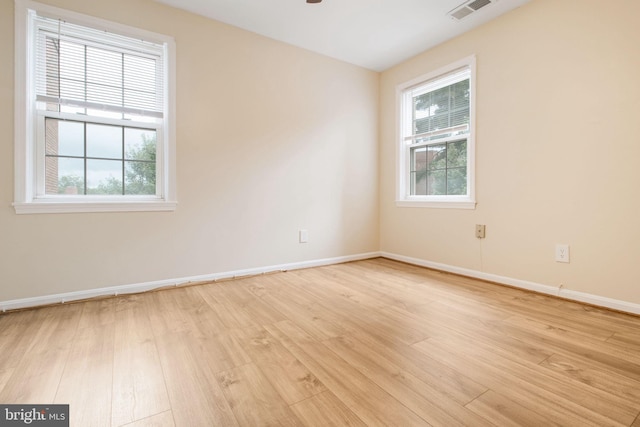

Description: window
[14,0,176,214]
[397,56,475,209]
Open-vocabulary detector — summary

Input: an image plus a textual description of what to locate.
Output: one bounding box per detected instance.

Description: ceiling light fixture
[306,0,322,3]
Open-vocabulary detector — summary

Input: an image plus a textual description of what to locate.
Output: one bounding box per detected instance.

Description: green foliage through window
[410,139,467,196]
[47,119,157,196]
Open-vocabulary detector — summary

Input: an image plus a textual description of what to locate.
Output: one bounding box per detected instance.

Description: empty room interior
[1,0,640,425]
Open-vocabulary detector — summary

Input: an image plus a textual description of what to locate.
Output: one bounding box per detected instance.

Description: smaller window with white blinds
[396,56,476,209]
[14,0,176,214]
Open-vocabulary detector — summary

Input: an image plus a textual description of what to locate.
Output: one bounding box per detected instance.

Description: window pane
[447,167,467,195]
[409,76,470,143]
[447,140,467,168]
[410,140,469,196]
[86,82,123,107]
[125,128,156,161]
[125,161,156,195]
[427,169,446,195]
[450,80,470,127]
[86,47,123,108]
[86,159,123,194]
[45,119,84,157]
[86,124,122,159]
[45,157,84,195]
[57,40,86,103]
[44,38,60,103]
[124,55,157,110]
[410,147,427,196]
[427,144,446,170]
[59,78,85,102]
[59,40,85,86]
[87,47,122,88]
[411,171,427,196]
[124,55,156,93]
[430,86,450,130]
[414,92,433,134]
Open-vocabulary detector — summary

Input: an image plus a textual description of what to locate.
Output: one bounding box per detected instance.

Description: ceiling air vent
[449,0,495,20]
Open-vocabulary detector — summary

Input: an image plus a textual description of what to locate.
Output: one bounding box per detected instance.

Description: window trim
[396,55,476,209]
[13,0,177,214]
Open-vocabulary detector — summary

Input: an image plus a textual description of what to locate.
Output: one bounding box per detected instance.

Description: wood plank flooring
[1,258,639,426]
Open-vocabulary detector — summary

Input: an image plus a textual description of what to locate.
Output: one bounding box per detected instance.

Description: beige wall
[0,0,379,300]
[2,0,638,308]
[380,0,640,304]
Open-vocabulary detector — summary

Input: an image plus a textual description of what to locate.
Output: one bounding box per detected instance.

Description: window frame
[13,0,177,214]
[396,55,476,209]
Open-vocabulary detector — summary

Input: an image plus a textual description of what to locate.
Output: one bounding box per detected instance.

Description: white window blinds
[34,13,165,118]
[404,67,470,143]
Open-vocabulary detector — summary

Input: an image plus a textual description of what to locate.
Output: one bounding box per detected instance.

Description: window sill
[396,198,476,209]
[13,199,178,214]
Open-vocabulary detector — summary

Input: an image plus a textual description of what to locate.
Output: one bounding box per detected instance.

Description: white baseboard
[0,252,381,312]
[380,252,640,316]
[4,251,639,316]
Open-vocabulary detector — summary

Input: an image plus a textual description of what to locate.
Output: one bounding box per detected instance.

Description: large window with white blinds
[14,0,176,213]
[397,56,476,209]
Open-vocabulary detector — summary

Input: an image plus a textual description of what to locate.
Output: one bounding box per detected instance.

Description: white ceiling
[155,0,531,71]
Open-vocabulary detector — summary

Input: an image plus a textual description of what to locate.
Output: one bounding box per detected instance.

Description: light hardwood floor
[1,258,639,426]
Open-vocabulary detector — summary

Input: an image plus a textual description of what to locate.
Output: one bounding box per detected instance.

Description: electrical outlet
[555,244,570,263]
[299,229,309,243]
[475,224,486,239]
